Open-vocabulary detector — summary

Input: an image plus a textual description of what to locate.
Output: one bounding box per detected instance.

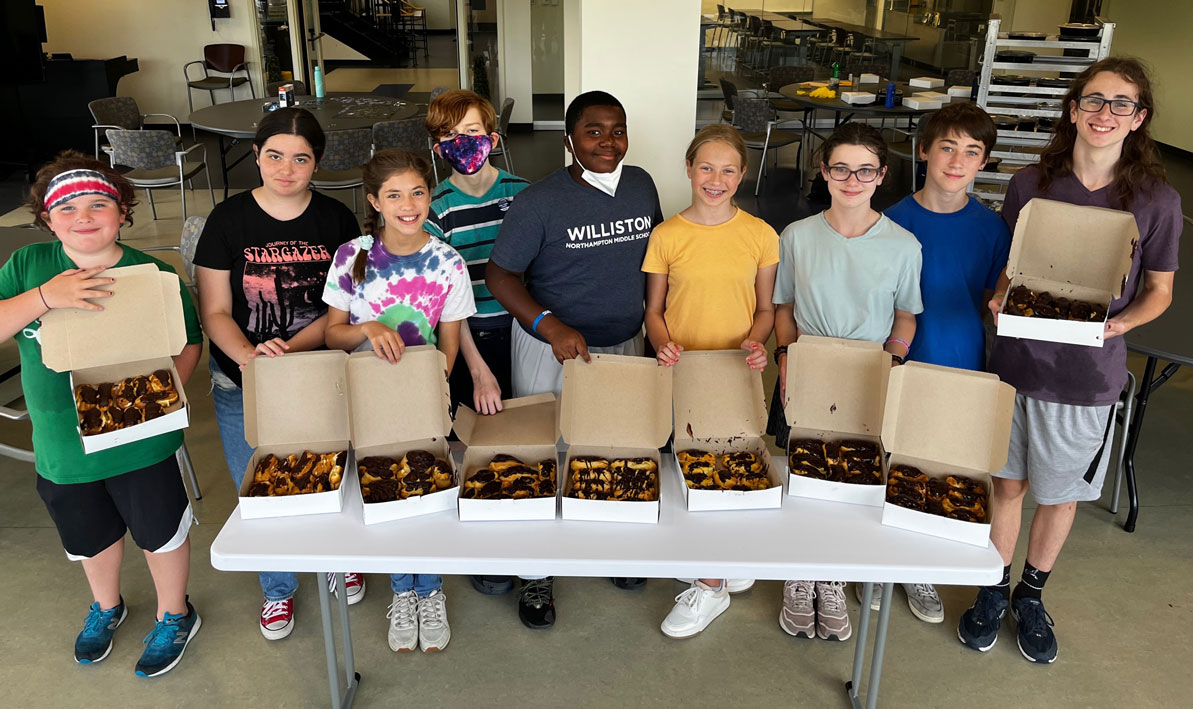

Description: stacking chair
[105,129,214,220]
[429,85,450,103]
[311,128,373,212]
[400,2,430,66]
[88,97,182,159]
[184,43,256,111]
[372,117,437,181]
[883,122,922,192]
[733,97,804,196]
[766,65,815,114]
[487,97,516,173]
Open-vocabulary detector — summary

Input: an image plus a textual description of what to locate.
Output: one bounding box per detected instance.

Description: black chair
[184,43,256,111]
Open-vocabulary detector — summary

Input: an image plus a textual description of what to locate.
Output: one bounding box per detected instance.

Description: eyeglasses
[1077,95,1141,116]
[825,165,880,183]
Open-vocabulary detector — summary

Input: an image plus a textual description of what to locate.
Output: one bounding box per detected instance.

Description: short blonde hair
[685,124,748,168]
[424,90,497,140]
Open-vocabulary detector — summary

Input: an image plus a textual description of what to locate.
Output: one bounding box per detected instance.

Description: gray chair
[184,43,255,112]
[311,128,373,212]
[373,118,438,181]
[883,123,921,193]
[105,129,214,221]
[429,86,450,102]
[733,97,804,196]
[488,97,516,173]
[766,65,815,113]
[89,97,183,159]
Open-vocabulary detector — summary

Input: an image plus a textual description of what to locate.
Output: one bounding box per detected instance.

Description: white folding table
[211,455,1002,708]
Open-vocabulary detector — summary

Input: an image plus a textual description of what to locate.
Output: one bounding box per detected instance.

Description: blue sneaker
[135,598,201,678]
[75,597,127,663]
[957,586,1008,652]
[1012,596,1058,664]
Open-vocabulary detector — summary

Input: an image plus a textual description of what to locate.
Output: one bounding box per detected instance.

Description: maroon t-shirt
[989,166,1182,406]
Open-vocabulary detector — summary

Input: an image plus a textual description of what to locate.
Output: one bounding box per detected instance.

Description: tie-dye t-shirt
[322,233,476,348]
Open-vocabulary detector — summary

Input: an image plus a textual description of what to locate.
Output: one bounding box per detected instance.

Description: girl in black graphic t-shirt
[193,108,360,640]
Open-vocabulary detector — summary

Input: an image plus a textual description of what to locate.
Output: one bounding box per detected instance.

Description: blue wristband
[532,310,552,333]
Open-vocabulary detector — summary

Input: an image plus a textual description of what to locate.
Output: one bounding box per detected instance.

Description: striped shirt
[426,168,529,328]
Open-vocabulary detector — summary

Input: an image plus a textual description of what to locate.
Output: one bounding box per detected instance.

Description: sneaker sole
[1010,607,1058,664]
[778,613,815,639]
[420,632,450,652]
[136,615,201,678]
[261,618,294,641]
[907,602,944,624]
[661,600,730,639]
[76,606,128,664]
[817,627,852,642]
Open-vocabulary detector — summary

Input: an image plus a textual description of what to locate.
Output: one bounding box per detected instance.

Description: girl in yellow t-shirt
[641,124,779,640]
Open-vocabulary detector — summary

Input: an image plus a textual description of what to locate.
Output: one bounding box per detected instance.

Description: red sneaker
[260,598,294,640]
[327,573,367,605]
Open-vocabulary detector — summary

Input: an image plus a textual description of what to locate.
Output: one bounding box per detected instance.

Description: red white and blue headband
[43,169,121,212]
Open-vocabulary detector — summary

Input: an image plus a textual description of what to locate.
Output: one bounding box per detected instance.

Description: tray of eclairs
[247,450,347,497]
[74,370,181,435]
[678,450,774,491]
[885,464,988,523]
[788,439,883,485]
[460,454,558,500]
[359,450,455,503]
[567,456,659,501]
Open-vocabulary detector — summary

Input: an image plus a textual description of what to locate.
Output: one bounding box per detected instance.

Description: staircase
[319,0,409,66]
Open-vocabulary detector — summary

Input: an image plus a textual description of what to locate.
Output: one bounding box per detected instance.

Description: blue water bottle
[884,82,896,108]
[314,65,325,99]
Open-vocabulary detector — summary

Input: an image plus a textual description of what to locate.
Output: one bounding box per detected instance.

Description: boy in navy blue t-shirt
[879,103,1010,621]
[886,103,1011,371]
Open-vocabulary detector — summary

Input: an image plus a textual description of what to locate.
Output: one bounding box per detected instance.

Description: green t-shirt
[0,241,204,484]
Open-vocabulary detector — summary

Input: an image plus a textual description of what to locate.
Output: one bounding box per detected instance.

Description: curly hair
[26,150,138,230]
[1036,57,1167,210]
[352,148,435,284]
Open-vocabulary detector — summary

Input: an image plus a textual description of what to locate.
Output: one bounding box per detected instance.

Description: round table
[189,92,421,197]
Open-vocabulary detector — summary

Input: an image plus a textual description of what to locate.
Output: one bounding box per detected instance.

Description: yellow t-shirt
[641,208,780,351]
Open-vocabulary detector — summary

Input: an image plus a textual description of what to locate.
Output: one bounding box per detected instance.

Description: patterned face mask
[437,133,493,175]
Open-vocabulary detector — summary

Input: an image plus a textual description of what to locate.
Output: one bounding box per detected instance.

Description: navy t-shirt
[488,166,664,347]
[885,195,1010,371]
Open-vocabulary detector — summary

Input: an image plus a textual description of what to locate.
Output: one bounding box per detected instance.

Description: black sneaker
[518,578,556,630]
[957,586,1009,652]
[470,576,514,595]
[75,597,127,663]
[610,577,647,590]
[1011,596,1058,663]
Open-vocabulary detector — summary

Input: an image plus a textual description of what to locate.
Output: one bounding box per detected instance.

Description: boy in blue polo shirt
[878,102,1011,620]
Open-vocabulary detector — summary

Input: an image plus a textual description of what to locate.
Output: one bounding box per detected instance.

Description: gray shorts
[510,323,644,397]
[994,393,1115,505]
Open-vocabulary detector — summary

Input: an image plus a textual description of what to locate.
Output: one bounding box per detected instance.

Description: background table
[189,92,421,197]
[212,455,1001,708]
[1119,215,1193,532]
[801,18,918,80]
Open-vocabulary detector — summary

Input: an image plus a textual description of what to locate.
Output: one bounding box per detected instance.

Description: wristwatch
[890,353,905,365]
[773,345,788,365]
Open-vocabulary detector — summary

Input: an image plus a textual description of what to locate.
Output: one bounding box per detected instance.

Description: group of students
[0,55,1179,676]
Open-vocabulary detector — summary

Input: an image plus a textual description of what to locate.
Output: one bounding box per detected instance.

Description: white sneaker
[661,581,730,639]
[902,583,944,623]
[386,590,419,652]
[417,590,451,652]
[675,579,755,594]
[328,573,367,605]
[855,582,883,611]
[260,598,294,640]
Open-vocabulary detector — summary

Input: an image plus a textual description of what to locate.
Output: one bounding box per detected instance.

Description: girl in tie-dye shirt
[324,149,475,368]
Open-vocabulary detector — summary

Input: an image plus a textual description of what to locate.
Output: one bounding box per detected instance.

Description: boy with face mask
[486,90,664,630]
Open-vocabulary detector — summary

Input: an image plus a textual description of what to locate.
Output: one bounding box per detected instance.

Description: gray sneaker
[816,581,851,641]
[778,580,816,638]
[902,583,944,623]
[854,582,883,611]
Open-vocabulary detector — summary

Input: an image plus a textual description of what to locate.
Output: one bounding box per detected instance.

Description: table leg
[333,573,360,702]
[864,583,896,709]
[217,135,230,201]
[317,573,344,709]
[889,43,904,82]
[847,582,875,703]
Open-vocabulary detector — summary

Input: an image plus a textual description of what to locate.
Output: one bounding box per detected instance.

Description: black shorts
[36,454,191,559]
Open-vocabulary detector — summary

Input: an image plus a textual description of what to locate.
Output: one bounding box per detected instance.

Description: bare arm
[0,267,115,341]
[741,264,778,370]
[458,320,502,414]
[485,261,589,363]
[987,271,1012,323]
[644,273,680,366]
[196,266,257,366]
[173,343,202,384]
[774,302,800,398]
[438,320,462,375]
[886,308,917,364]
[1105,270,1174,339]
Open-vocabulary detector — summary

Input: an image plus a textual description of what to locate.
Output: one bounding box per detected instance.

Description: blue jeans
[390,574,442,596]
[210,357,300,601]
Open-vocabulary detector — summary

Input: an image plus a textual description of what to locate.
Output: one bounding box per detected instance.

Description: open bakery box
[455,393,559,522]
[238,351,350,519]
[559,354,672,524]
[783,336,891,507]
[348,346,458,525]
[40,263,191,454]
[996,198,1139,348]
[881,362,1015,547]
[671,350,783,511]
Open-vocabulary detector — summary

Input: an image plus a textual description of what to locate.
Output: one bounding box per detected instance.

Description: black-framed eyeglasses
[825,165,880,182]
[1077,95,1141,116]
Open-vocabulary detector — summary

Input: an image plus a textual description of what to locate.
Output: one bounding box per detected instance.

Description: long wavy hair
[1037,57,1166,210]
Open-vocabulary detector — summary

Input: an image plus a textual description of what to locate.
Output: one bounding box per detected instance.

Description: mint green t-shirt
[773,212,924,343]
[0,241,204,484]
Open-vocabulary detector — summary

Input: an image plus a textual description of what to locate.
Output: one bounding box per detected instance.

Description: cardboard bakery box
[238,351,351,519]
[840,91,877,105]
[559,354,672,524]
[347,347,458,525]
[909,76,945,89]
[858,73,880,84]
[454,393,560,522]
[997,198,1139,347]
[913,90,951,103]
[783,336,890,507]
[880,362,1015,547]
[947,85,972,97]
[40,263,190,454]
[903,96,945,110]
[672,351,782,511]
[800,80,829,89]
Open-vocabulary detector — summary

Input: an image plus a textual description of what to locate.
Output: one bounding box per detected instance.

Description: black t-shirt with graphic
[193,189,359,387]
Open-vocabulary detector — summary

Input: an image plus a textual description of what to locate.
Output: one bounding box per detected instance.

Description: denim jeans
[390,574,442,597]
[210,357,299,601]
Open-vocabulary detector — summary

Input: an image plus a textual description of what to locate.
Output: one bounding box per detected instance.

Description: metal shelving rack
[970,16,1115,203]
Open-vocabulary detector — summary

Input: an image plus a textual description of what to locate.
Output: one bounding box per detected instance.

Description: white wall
[42,0,263,121]
[498,0,535,124]
[531,0,565,94]
[567,0,700,217]
[423,0,455,30]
